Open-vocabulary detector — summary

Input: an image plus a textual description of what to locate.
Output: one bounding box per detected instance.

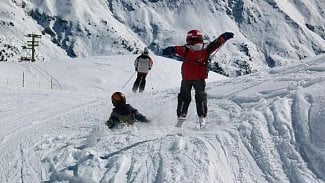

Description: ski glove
[162,46,176,55]
[221,32,234,40]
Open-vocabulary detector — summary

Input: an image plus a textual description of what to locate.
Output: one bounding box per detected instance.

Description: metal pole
[32,36,35,62]
[122,72,136,89]
[22,72,25,87]
[147,73,154,90]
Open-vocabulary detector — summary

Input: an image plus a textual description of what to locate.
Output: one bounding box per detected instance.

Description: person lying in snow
[105,92,149,129]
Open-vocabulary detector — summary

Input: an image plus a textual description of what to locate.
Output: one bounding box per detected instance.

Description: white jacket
[134,54,153,73]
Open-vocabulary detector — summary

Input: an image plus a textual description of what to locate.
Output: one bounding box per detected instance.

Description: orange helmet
[186,30,203,45]
[111,92,126,107]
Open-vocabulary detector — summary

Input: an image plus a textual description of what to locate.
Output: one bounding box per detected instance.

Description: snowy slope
[0,54,324,182]
[1,0,325,76]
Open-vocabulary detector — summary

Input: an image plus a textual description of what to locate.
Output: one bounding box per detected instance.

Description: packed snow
[0,53,325,183]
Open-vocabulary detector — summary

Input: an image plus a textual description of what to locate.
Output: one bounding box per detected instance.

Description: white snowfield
[0,54,324,183]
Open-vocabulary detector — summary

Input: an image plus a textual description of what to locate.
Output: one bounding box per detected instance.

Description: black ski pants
[132,72,147,93]
[177,79,207,118]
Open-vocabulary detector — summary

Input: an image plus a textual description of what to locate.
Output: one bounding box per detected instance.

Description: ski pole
[122,72,136,88]
[147,73,154,90]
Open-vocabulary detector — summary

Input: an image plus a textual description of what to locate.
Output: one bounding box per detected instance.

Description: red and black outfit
[163,32,233,118]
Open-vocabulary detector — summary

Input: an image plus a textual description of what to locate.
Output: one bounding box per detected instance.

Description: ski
[175,118,185,127]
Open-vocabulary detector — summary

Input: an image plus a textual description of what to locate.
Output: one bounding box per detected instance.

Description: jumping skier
[162,30,234,128]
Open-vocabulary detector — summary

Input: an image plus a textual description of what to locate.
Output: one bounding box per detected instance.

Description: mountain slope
[1,0,324,76]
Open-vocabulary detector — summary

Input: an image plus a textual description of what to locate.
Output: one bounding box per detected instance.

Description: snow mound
[0,54,324,182]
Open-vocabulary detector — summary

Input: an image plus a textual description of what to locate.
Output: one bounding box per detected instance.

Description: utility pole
[21,33,41,62]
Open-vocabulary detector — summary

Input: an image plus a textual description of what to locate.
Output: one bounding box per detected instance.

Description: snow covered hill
[1,0,325,76]
[0,54,324,182]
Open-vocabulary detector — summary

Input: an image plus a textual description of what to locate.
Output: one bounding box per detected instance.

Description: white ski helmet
[143,47,149,55]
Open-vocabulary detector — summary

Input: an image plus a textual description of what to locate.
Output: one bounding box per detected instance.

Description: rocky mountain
[1,0,324,76]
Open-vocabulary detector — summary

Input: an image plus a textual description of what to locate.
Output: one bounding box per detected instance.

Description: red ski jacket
[173,36,226,80]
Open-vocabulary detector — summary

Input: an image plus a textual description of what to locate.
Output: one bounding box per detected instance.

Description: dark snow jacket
[105,104,149,129]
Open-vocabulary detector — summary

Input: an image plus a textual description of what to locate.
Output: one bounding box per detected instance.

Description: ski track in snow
[0,55,325,182]
[0,90,106,183]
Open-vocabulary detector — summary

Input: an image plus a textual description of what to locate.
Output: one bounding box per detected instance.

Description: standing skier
[106,92,149,129]
[162,30,234,128]
[132,47,153,93]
